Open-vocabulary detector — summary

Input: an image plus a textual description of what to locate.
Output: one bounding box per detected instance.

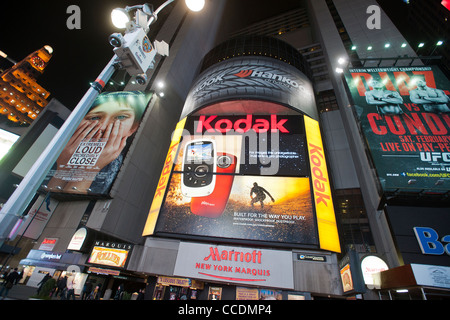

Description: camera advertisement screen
[42,91,151,197]
[144,100,340,252]
[343,66,450,194]
[156,173,317,246]
[186,141,214,162]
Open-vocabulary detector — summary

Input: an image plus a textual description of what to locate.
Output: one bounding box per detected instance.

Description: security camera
[109,33,124,48]
[135,73,148,85]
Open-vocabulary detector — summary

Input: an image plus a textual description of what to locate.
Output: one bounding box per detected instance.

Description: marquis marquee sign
[174,242,294,289]
[87,241,133,268]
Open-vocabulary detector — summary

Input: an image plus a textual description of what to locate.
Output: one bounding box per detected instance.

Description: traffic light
[0,46,52,125]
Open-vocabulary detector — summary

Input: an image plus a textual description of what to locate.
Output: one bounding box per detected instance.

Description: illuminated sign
[343,66,450,194]
[413,227,450,256]
[142,118,186,236]
[196,114,289,133]
[144,103,340,252]
[305,116,340,252]
[360,255,389,287]
[67,228,88,251]
[157,276,191,287]
[183,56,317,120]
[88,267,120,276]
[385,205,449,267]
[0,128,19,160]
[88,241,133,268]
[40,252,62,261]
[39,238,58,251]
[340,264,354,292]
[174,242,294,289]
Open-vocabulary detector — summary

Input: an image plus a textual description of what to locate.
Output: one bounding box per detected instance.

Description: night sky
[2,1,162,110]
[1,0,409,111]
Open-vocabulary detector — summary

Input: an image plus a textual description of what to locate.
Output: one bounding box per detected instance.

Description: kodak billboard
[143,56,340,253]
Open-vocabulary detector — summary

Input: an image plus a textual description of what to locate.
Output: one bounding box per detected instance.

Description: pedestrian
[56,276,67,299]
[37,273,52,294]
[65,272,76,300]
[88,285,101,300]
[0,268,21,299]
[114,283,124,300]
[81,281,93,300]
[137,288,145,300]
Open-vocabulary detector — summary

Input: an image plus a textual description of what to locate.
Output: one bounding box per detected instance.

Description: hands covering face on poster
[46,92,145,195]
[75,100,138,170]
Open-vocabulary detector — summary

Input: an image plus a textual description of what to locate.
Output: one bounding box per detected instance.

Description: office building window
[334,188,376,253]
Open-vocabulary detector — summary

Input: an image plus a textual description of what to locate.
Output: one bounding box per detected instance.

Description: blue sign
[413,227,450,255]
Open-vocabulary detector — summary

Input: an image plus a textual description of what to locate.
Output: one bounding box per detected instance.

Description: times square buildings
[1,0,449,300]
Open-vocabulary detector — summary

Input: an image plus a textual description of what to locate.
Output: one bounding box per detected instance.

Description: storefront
[19,249,85,292]
[147,274,312,300]
[19,238,147,299]
[131,240,342,300]
[377,206,450,299]
[151,276,204,300]
[83,240,147,299]
[376,264,450,300]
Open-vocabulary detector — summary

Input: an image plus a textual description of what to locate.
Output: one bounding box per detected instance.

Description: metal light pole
[0,0,205,242]
[0,56,117,241]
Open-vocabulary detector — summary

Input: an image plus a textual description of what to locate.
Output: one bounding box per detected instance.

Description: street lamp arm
[146,0,175,28]
[154,0,175,16]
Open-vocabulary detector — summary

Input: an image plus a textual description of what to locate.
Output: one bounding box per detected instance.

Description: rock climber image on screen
[250,182,275,208]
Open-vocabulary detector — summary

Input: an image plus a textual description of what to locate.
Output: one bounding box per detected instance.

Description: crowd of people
[0,267,145,300]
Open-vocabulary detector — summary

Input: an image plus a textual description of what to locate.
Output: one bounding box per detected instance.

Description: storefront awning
[375,264,450,300]
[19,249,84,271]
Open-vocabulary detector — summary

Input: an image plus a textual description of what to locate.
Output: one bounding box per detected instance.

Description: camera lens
[136,74,147,85]
[109,33,123,48]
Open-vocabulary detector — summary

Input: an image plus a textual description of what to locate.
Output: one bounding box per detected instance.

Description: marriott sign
[174,242,294,289]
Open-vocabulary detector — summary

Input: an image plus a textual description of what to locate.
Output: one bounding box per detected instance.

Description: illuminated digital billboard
[343,66,450,194]
[144,48,339,252]
[143,100,340,252]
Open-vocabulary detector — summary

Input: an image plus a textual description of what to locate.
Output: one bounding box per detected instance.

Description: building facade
[3,0,449,300]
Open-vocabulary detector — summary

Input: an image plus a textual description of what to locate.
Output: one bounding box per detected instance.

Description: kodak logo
[154,142,179,198]
[196,115,289,133]
[308,143,330,207]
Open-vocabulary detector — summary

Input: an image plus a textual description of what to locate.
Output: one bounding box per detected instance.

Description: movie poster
[43,91,151,197]
[344,66,450,193]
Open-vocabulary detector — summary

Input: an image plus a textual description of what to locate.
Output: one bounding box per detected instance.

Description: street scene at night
[0,0,449,313]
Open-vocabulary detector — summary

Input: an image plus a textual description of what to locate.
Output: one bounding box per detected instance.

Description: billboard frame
[143,104,341,253]
[342,65,450,206]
